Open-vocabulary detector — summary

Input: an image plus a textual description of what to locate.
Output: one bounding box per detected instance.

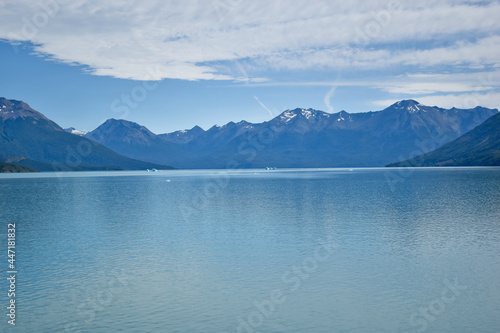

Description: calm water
[0,168,499,333]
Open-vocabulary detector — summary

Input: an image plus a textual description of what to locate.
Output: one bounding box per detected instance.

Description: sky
[0,0,499,133]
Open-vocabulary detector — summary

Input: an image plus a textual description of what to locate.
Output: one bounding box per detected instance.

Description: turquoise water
[0,168,499,332]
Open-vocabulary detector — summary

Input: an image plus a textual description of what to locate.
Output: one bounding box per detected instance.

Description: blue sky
[1,0,499,133]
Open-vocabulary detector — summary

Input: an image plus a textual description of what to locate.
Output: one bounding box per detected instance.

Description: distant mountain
[0,161,36,173]
[187,101,497,168]
[0,97,174,171]
[387,112,500,167]
[158,125,204,144]
[85,119,188,167]
[87,100,498,168]
[64,127,87,136]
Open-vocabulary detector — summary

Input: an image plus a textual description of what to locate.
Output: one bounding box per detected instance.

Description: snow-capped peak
[337,110,345,121]
[281,110,298,122]
[278,108,338,124]
[407,104,420,113]
[65,127,87,136]
[301,109,314,119]
[391,100,423,113]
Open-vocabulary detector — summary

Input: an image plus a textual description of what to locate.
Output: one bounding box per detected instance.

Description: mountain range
[86,100,498,168]
[1,97,498,171]
[387,112,500,167]
[0,97,173,171]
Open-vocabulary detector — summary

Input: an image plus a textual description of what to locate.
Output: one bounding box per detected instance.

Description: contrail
[254,96,274,117]
[324,85,337,113]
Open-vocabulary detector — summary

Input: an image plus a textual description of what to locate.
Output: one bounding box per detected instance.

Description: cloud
[253,96,274,117]
[381,82,491,95]
[0,0,499,82]
[323,86,337,113]
[245,70,500,91]
[378,71,500,95]
[244,70,500,110]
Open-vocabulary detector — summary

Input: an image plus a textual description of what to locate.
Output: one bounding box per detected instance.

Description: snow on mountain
[158,125,205,144]
[0,97,52,121]
[388,99,426,113]
[0,97,172,171]
[64,127,87,136]
[83,99,498,169]
[278,108,333,123]
[281,110,298,122]
[302,109,313,119]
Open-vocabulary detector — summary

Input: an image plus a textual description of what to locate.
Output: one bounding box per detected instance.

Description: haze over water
[1,167,499,332]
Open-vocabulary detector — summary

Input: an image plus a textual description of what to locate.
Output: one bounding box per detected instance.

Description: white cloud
[371,71,500,109]
[378,71,500,95]
[381,82,491,95]
[246,70,500,91]
[0,0,499,81]
[245,70,500,109]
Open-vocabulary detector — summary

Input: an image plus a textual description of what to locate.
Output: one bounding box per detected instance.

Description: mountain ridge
[387,112,500,167]
[0,98,174,171]
[86,100,498,168]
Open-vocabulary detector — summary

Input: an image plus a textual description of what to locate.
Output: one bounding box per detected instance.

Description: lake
[0,167,499,332]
